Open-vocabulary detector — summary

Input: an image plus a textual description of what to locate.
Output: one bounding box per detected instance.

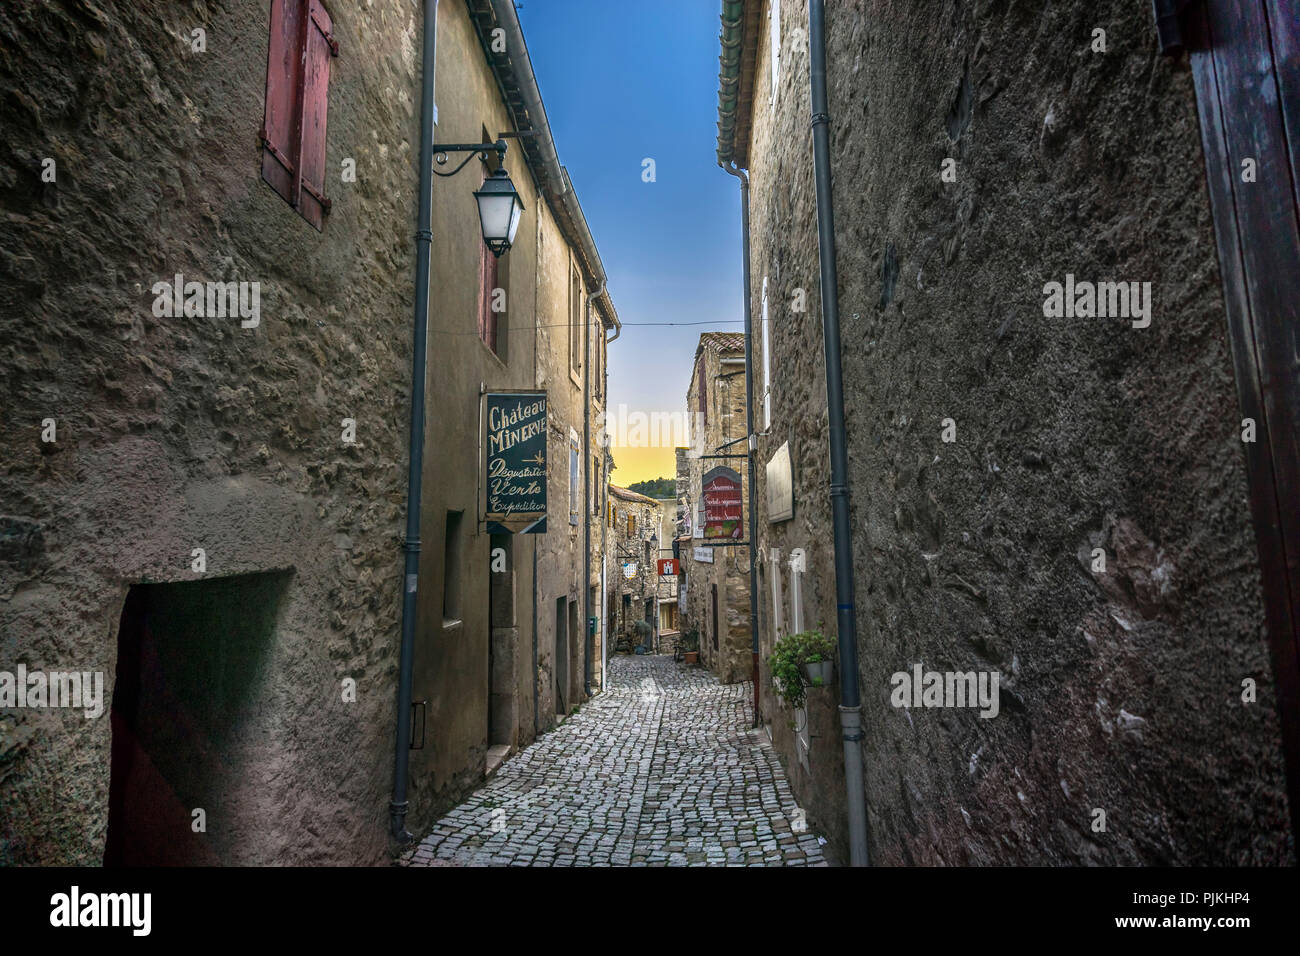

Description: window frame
[569,261,583,382]
[569,431,580,526]
[477,133,509,361]
[761,275,772,429]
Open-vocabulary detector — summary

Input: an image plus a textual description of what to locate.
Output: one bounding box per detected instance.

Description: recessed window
[443,510,464,625]
[569,433,580,526]
[697,357,708,425]
[478,126,509,360]
[569,263,583,377]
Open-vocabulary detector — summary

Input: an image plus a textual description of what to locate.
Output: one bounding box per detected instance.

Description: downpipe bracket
[389,801,413,843]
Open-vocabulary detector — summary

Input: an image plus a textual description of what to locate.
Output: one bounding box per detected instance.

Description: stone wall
[0,0,612,864]
[744,0,1292,865]
[0,0,421,865]
[681,338,752,684]
[608,490,658,647]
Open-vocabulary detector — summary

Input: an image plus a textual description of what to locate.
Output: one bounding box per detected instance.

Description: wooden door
[1189,0,1300,839]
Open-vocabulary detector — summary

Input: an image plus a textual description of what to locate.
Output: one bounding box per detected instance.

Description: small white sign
[693,547,714,564]
[767,441,794,522]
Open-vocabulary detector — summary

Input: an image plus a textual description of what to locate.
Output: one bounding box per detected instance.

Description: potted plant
[682,629,700,664]
[767,629,835,711]
[800,631,835,687]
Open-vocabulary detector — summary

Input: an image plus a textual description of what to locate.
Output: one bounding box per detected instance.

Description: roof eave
[715,0,762,169]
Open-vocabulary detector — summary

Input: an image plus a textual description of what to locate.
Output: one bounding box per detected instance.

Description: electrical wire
[426,319,744,336]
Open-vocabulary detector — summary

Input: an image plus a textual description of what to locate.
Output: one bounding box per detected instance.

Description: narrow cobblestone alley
[402,656,828,867]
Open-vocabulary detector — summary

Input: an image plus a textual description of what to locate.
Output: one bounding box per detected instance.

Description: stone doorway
[104,571,291,866]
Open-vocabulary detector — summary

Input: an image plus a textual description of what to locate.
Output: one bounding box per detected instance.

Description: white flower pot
[804,659,832,687]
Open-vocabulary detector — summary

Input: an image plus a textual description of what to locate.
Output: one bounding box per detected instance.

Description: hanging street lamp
[474,167,526,257]
[431,137,526,257]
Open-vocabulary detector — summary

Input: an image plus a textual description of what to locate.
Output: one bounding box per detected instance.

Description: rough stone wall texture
[0,0,421,864]
[0,0,610,864]
[531,196,596,720]
[653,498,679,628]
[745,0,1292,865]
[609,493,658,643]
[681,341,752,684]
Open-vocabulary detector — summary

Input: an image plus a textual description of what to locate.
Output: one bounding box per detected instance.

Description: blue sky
[517,0,743,484]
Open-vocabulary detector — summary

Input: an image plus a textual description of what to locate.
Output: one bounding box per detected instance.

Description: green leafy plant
[634,619,652,641]
[767,629,835,709]
[801,630,835,664]
[682,628,700,652]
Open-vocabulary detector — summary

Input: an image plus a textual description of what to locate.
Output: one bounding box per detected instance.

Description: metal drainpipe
[390,0,439,843]
[599,323,618,690]
[583,281,606,698]
[723,162,760,727]
[599,312,616,690]
[599,453,608,691]
[809,0,869,866]
[532,175,544,738]
[532,539,539,736]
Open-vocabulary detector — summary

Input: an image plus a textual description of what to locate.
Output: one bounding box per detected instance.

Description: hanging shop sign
[702,465,743,540]
[623,562,638,579]
[658,558,679,576]
[485,391,548,534]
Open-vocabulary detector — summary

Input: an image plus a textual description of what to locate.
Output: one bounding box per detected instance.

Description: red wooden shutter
[260,0,336,231]
[260,0,301,203]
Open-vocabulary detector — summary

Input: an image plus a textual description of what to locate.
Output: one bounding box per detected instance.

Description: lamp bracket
[431,140,508,176]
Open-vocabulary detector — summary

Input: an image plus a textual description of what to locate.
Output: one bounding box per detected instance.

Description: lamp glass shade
[474,168,525,258]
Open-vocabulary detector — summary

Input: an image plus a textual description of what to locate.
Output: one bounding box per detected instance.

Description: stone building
[653,497,680,637]
[0,0,616,865]
[677,333,752,683]
[606,485,660,651]
[714,0,1296,865]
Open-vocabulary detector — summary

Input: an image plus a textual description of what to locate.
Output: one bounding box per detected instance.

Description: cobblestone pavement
[402,654,829,867]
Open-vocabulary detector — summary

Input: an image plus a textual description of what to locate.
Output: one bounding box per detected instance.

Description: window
[261,0,338,231]
[628,513,636,537]
[569,263,583,377]
[443,510,464,625]
[769,0,781,108]
[478,128,509,359]
[761,276,772,429]
[592,456,600,514]
[478,208,500,352]
[569,430,580,526]
[697,357,708,425]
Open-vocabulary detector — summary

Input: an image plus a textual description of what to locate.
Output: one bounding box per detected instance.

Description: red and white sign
[702,465,743,539]
[658,558,679,576]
